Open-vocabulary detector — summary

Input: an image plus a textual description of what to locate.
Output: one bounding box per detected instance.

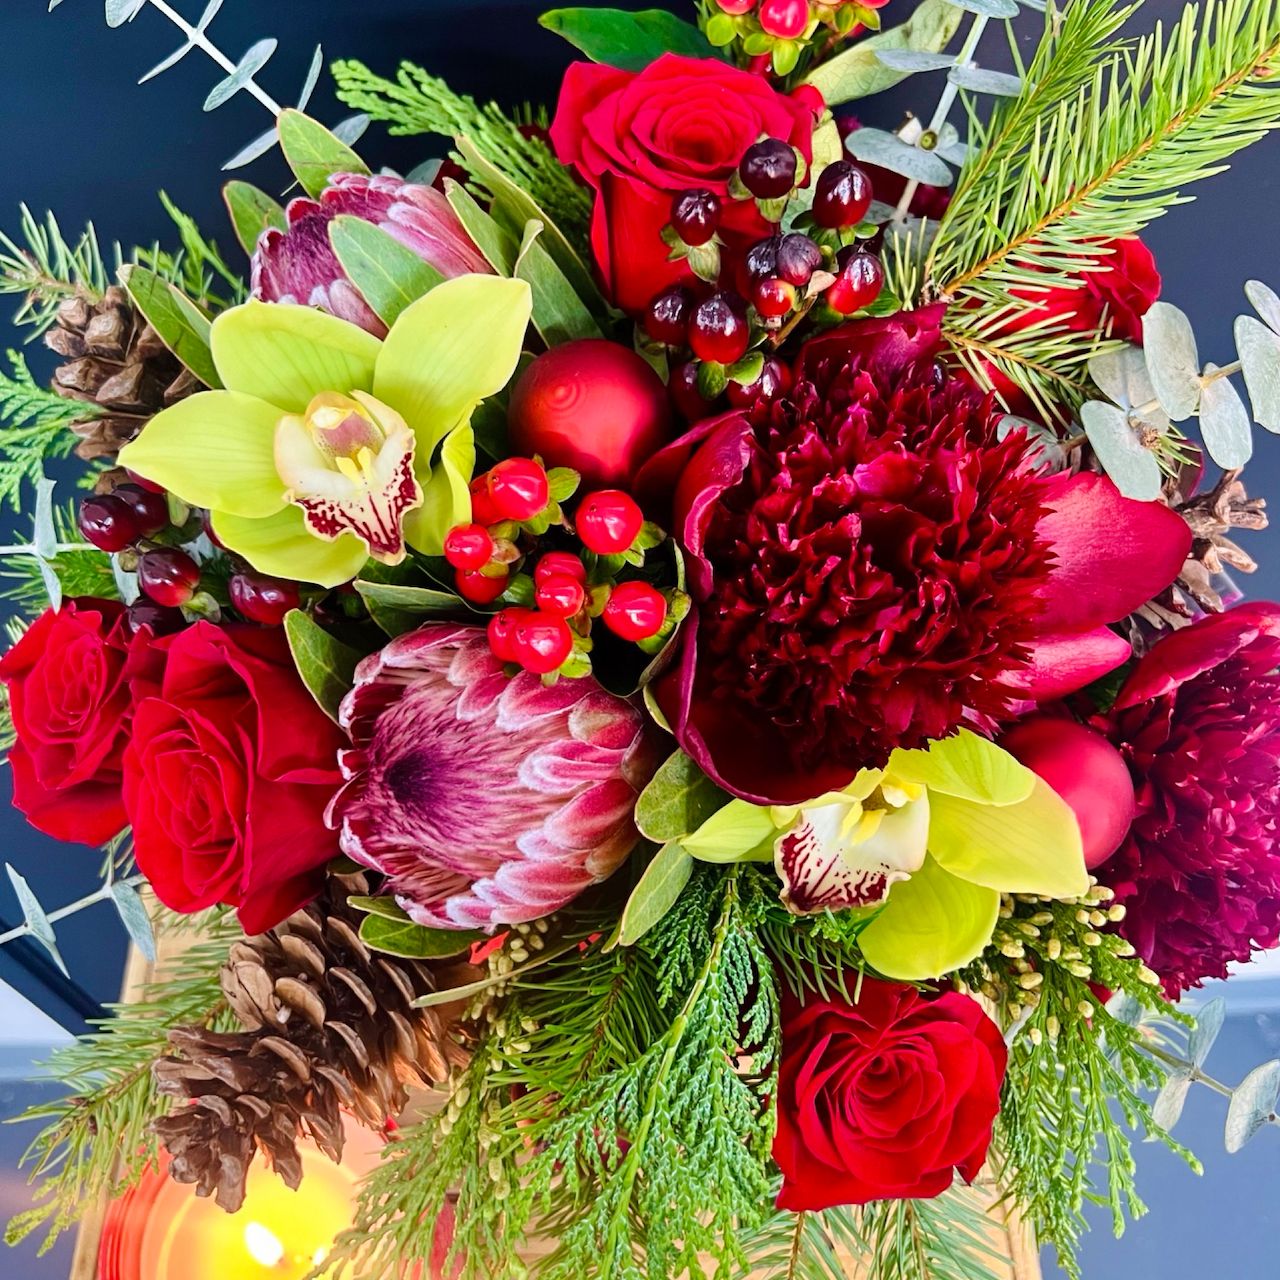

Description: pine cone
[155,872,477,1212]
[44,286,198,460]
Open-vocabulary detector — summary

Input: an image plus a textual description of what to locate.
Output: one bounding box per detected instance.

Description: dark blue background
[0,2,1277,1278]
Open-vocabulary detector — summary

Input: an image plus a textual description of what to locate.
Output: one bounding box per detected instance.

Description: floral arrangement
[5,0,1280,1277]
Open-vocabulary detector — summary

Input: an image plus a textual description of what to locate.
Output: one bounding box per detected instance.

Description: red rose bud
[512,612,575,674]
[739,137,799,199]
[456,567,510,605]
[138,547,200,609]
[669,189,722,247]
[229,572,301,627]
[487,607,529,664]
[443,522,497,571]
[469,474,503,526]
[812,160,874,229]
[603,581,667,641]
[758,0,810,38]
[577,490,645,555]
[487,458,550,522]
[78,493,141,552]
[826,248,884,315]
[689,292,751,365]
[535,551,588,586]
[113,483,171,537]
[536,573,587,618]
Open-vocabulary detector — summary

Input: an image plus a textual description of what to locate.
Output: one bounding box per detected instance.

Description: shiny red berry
[670,190,721,247]
[577,490,645,555]
[603,581,667,641]
[126,600,185,636]
[443,522,496,571]
[758,0,810,38]
[138,547,200,608]
[668,361,722,421]
[78,494,141,552]
[124,469,165,494]
[644,285,696,347]
[775,233,823,286]
[689,293,751,365]
[113,482,170,537]
[739,138,798,199]
[812,160,874,229]
[726,356,793,410]
[752,277,796,318]
[535,551,587,586]
[469,474,502,526]
[714,0,756,11]
[743,237,780,285]
[826,249,885,315]
[512,612,574,674]
[487,457,550,522]
[456,568,509,605]
[536,572,586,618]
[487,607,529,663]
[229,572,300,626]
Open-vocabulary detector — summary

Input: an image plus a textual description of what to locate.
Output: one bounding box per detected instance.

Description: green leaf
[1080,400,1163,501]
[847,127,953,186]
[539,7,720,71]
[109,882,157,963]
[348,894,413,921]
[635,749,733,842]
[1190,996,1227,1068]
[514,220,604,346]
[223,180,286,256]
[683,799,777,863]
[354,577,468,618]
[889,728,1034,806]
[1235,315,1280,433]
[277,107,370,200]
[801,0,964,103]
[443,179,519,275]
[5,863,67,977]
[618,840,694,946]
[858,853,1000,981]
[329,215,445,329]
[283,609,362,722]
[1198,365,1253,469]
[1225,1060,1280,1153]
[359,913,483,959]
[119,265,222,389]
[1143,302,1201,422]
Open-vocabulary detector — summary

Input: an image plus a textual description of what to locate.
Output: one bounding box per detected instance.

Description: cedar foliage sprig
[4,911,243,1254]
[0,499,117,616]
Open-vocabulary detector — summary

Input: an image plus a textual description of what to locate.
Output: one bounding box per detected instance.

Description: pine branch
[0,207,108,336]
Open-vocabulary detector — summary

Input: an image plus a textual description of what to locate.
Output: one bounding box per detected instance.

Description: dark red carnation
[774,978,1007,1209]
[123,621,344,934]
[0,599,141,844]
[1095,603,1280,996]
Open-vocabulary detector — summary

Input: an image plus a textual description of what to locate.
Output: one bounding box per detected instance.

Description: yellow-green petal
[211,300,382,413]
[890,728,1035,807]
[374,275,532,457]
[858,853,1000,981]
[405,421,475,556]
[684,799,778,863]
[117,391,287,518]
[928,777,1089,898]
[210,504,368,589]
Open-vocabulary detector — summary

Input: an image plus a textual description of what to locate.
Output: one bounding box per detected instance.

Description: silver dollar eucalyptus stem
[0,873,146,948]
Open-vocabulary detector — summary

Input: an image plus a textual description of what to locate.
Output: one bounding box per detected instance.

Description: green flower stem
[0,542,98,557]
[1201,360,1244,384]
[0,872,146,948]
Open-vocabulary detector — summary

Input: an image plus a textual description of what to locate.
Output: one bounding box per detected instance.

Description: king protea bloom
[118,277,531,587]
[326,624,656,930]
[252,172,494,337]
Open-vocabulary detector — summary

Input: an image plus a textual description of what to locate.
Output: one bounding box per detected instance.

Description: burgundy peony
[549,54,814,313]
[774,978,1007,1209]
[1095,603,1280,995]
[0,599,138,845]
[251,172,493,337]
[326,623,655,930]
[124,622,344,934]
[646,308,1191,803]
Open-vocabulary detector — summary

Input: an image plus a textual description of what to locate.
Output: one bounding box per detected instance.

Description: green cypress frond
[0,351,91,515]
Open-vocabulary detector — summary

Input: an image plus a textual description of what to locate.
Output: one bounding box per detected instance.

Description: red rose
[549,54,814,312]
[123,621,344,933]
[0,599,139,845]
[774,979,1007,1209]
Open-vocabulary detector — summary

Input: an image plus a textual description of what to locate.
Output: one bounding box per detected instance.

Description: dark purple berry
[113,482,170,537]
[78,494,141,552]
[138,547,201,608]
[669,361,721,420]
[743,237,780,285]
[689,292,751,365]
[726,356,793,410]
[230,571,300,626]
[126,600,185,637]
[670,189,722,247]
[812,160,874,229]
[644,285,697,347]
[739,139,798,200]
[776,233,823,287]
[826,249,885,315]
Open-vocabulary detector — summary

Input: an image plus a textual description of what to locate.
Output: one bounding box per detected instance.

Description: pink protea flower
[325,623,654,930]
[251,173,493,337]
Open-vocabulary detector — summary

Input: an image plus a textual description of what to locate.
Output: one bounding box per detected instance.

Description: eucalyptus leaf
[278,108,371,200]
[204,38,277,112]
[223,124,280,173]
[139,0,225,83]
[1151,1071,1193,1134]
[223,181,286,256]
[539,7,719,71]
[332,114,372,147]
[514,221,604,346]
[1089,345,1166,425]
[359,914,483,959]
[950,0,1019,15]
[1105,990,1144,1028]
[105,0,146,27]
[874,49,956,71]
[32,477,58,563]
[297,43,324,112]
[6,864,68,977]
[1198,366,1253,470]
[1235,315,1280,434]
[947,65,1025,96]
[635,750,732,843]
[618,841,694,946]
[1189,996,1227,1069]
[110,882,157,963]
[283,609,361,722]
[329,216,445,329]
[1143,302,1201,421]
[1225,1059,1280,1153]
[1246,279,1280,335]
[119,265,222,389]
[845,128,953,187]
[1080,400,1163,501]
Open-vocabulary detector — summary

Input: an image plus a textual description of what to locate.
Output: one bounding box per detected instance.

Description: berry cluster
[705,0,884,76]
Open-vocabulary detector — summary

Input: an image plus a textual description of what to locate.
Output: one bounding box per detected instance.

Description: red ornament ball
[999,716,1135,870]
[603,581,668,641]
[508,339,673,489]
[577,490,644,555]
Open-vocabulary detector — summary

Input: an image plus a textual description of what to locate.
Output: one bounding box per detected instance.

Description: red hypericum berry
[469,474,502,526]
[113,482,170,537]
[644,285,697,348]
[670,190,722,247]
[487,607,529,663]
[456,568,509,605]
[826,248,885,315]
[812,160,874,229]
[487,457,550,522]
[775,232,824,287]
[138,547,201,608]
[603,581,668,641]
[536,572,587,618]
[669,360,722,421]
[512,612,574,674]
[752,277,796,318]
[535,551,588,586]
[78,494,141,552]
[689,292,751,365]
[739,137,799,200]
[443,522,496,571]
[126,600,185,637]
[759,0,810,37]
[715,0,756,11]
[743,237,780,285]
[577,490,645,555]
[124,468,165,494]
[202,510,228,550]
[229,571,300,626]
[726,356,793,410]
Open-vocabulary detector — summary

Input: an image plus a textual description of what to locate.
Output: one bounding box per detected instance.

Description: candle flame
[244,1221,286,1268]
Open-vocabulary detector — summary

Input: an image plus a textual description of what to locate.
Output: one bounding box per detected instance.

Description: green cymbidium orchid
[682,728,1089,982]
[118,275,532,587]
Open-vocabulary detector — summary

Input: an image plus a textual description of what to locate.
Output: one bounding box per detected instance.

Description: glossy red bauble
[512,612,575,674]
[536,573,587,618]
[138,548,201,608]
[577,490,645,555]
[535,551,587,586]
[443,522,496,571]
[487,457,550,522]
[487,608,529,663]
[603,581,668,641]
[999,717,1136,870]
[229,571,301,626]
[456,568,509,605]
[509,340,674,489]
